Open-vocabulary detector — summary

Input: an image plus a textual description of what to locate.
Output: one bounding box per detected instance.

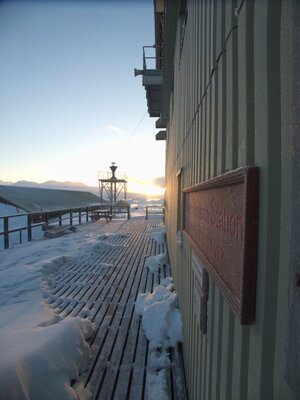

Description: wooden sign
[183,167,259,324]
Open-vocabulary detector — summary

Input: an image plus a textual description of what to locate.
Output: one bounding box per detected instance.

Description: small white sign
[192,250,208,333]
[192,250,205,291]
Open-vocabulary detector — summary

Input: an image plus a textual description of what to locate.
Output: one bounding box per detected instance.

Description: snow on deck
[0,216,187,400]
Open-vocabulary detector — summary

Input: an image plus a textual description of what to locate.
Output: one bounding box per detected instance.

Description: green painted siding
[162,0,299,399]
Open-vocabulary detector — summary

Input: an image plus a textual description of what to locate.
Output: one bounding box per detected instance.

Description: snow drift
[0,222,124,399]
[136,276,183,400]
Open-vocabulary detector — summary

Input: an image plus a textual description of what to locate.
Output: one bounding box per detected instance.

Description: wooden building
[138,0,300,399]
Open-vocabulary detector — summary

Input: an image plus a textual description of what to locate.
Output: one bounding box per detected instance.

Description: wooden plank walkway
[45,216,187,400]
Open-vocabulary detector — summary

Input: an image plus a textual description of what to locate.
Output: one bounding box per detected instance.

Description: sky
[0,0,165,196]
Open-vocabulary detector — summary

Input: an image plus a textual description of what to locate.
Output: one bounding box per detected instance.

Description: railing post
[59,211,62,226]
[143,46,146,70]
[127,205,131,219]
[44,212,49,225]
[79,210,81,224]
[19,230,22,244]
[4,217,9,249]
[146,206,148,220]
[86,207,89,222]
[27,214,32,242]
[70,211,73,226]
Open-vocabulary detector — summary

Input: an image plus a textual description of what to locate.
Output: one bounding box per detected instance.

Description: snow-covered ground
[0,220,105,399]
[0,216,183,400]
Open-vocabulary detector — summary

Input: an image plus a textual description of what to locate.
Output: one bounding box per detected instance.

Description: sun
[127,180,165,197]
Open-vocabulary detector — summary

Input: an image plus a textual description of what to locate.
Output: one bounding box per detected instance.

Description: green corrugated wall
[163,0,298,399]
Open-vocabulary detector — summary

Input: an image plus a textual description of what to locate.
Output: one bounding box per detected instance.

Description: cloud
[128,177,151,186]
[127,176,165,189]
[153,176,165,188]
[105,125,125,134]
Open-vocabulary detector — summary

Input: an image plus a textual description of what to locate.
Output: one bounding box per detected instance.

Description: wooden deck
[45,216,187,400]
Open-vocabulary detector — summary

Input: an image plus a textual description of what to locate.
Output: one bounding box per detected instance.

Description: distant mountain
[12,180,89,188]
[9,180,99,195]
[0,179,162,202]
[12,180,42,188]
[0,180,13,185]
[43,180,89,188]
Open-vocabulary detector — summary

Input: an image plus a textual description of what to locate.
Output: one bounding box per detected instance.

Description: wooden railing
[111,205,131,219]
[145,205,164,220]
[0,204,131,250]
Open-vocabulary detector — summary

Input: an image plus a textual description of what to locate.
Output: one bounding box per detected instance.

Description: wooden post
[70,211,73,226]
[27,214,32,242]
[86,207,89,222]
[79,210,81,224]
[127,205,131,219]
[4,217,9,249]
[59,211,62,226]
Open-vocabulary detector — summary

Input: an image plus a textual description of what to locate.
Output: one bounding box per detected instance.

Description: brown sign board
[183,167,259,324]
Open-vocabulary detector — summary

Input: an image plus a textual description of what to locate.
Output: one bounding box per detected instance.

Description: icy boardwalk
[49,217,187,400]
[0,216,187,400]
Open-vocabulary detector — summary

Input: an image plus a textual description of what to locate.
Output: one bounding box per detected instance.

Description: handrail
[143,45,162,70]
[145,205,164,220]
[0,204,131,250]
